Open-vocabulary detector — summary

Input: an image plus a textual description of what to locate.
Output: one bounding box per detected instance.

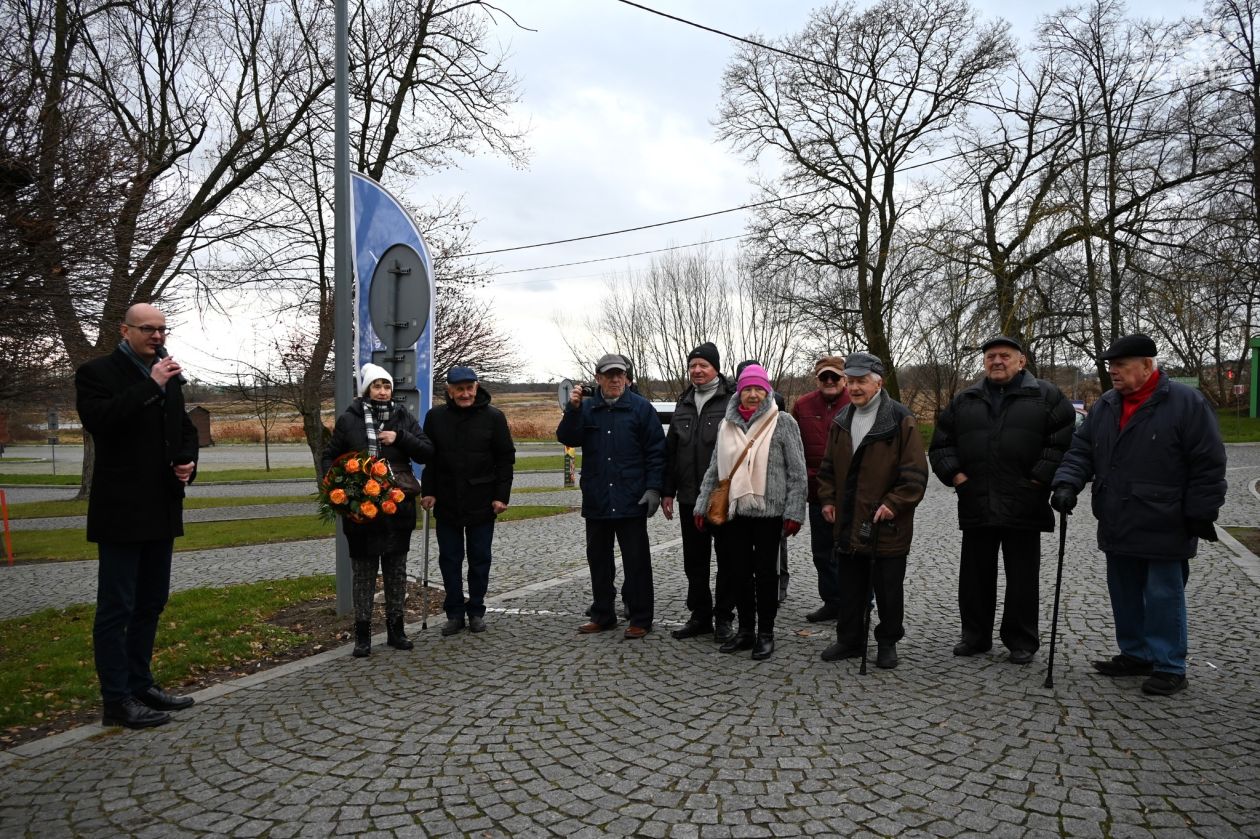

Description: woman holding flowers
[322,364,434,657]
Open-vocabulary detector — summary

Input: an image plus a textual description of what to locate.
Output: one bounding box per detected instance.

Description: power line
[458,3,1231,262]
[463,189,827,257]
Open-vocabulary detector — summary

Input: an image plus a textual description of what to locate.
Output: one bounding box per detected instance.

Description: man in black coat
[661,342,735,641]
[929,336,1075,665]
[75,303,200,729]
[1052,334,1227,697]
[421,367,515,636]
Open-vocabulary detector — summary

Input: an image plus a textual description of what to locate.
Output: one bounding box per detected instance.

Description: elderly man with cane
[1052,334,1226,696]
[816,352,929,669]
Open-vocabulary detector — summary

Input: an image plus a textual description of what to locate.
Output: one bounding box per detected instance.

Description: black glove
[1050,485,1077,514]
[1186,518,1218,541]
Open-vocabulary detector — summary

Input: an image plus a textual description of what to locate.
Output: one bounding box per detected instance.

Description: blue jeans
[436,521,495,619]
[809,502,840,608]
[1106,553,1190,675]
[94,540,173,702]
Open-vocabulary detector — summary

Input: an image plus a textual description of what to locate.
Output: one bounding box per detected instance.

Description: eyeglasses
[125,324,171,336]
[818,373,841,383]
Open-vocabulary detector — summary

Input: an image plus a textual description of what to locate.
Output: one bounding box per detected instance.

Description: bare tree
[717,0,1013,400]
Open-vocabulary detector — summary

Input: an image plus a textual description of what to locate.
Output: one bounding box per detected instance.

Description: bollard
[1,489,11,565]
[563,446,576,488]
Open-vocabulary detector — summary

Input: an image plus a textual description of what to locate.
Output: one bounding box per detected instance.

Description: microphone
[154,345,188,386]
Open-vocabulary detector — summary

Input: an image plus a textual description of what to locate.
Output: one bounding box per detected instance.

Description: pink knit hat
[736,363,772,394]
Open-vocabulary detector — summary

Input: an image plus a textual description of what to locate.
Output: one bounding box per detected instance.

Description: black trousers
[718,515,782,636]
[836,551,907,647]
[959,527,1040,652]
[94,540,173,703]
[586,517,654,629]
[679,503,733,624]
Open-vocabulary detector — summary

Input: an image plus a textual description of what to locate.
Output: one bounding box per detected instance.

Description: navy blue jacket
[1053,371,1227,560]
[556,388,666,519]
[421,387,515,527]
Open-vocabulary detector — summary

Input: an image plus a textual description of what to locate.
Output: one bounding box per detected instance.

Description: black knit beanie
[687,342,721,371]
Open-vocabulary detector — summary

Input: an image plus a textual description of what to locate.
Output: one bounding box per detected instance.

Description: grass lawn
[1216,409,1260,443]
[8,505,573,562]
[0,576,336,735]
[1225,526,1260,555]
[516,454,581,472]
[4,494,317,520]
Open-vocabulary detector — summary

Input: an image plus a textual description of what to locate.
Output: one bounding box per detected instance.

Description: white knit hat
[358,363,393,396]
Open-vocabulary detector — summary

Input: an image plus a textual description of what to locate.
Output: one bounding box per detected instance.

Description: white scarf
[714,401,779,515]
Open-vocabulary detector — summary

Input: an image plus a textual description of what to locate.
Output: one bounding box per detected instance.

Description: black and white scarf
[362,399,394,457]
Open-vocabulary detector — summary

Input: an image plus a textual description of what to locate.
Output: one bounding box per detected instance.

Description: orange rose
[372,460,389,477]
[329,488,347,505]
[359,501,378,519]
[381,500,397,515]
[345,458,361,474]
[388,488,405,503]
[363,479,381,497]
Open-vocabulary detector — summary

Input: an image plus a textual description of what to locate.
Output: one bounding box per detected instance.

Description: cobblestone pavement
[0,448,1258,836]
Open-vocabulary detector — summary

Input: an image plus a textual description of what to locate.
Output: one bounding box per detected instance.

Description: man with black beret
[1052,334,1227,696]
[930,336,1076,665]
[662,342,736,641]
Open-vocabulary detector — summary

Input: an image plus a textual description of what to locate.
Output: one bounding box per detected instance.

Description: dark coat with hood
[929,369,1076,532]
[1053,370,1227,561]
[817,391,929,557]
[556,386,666,519]
[421,386,515,527]
[76,346,200,543]
[322,400,434,557]
[662,374,735,507]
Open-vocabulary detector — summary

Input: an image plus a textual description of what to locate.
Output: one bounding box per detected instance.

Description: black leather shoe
[441,617,466,637]
[468,615,487,633]
[713,621,736,644]
[135,685,194,711]
[1094,654,1154,677]
[1009,649,1034,665]
[719,633,755,654]
[821,641,863,662]
[104,697,171,729]
[751,633,775,660]
[805,604,840,623]
[1141,672,1187,696]
[671,618,713,640]
[876,643,898,669]
[952,640,992,657]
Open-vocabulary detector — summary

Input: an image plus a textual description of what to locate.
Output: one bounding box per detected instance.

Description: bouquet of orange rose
[318,452,408,524]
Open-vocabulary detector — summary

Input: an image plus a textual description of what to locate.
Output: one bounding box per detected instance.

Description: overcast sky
[177,0,1200,385]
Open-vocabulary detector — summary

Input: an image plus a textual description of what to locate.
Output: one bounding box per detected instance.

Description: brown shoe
[578,621,615,634]
[623,625,649,640]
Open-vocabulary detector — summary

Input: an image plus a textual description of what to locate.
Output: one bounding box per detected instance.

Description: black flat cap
[980,335,1023,353]
[1100,333,1157,360]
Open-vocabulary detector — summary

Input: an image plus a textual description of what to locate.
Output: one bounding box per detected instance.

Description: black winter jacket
[930,370,1076,532]
[322,400,434,557]
[1053,371,1227,560]
[76,347,200,543]
[421,387,515,527]
[662,375,734,506]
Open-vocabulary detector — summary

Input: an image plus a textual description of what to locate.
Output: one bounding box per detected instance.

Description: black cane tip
[1042,676,1053,689]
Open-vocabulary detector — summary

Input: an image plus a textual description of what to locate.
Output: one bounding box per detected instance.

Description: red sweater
[792,388,851,502]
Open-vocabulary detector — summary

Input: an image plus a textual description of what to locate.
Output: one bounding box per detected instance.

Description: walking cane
[421,508,431,630]
[1043,510,1068,689]
[859,521,880,676]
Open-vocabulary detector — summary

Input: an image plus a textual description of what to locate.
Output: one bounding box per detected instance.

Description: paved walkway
[1,447,1258,836]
